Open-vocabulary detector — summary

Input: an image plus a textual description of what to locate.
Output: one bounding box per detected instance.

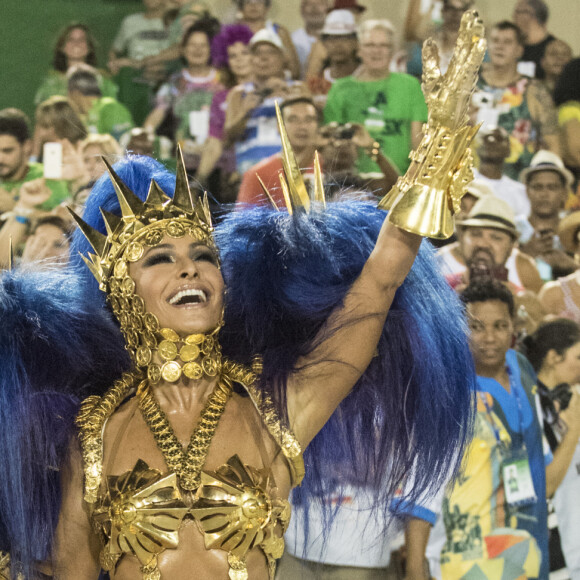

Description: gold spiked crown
[70,149,222,383]
[70,148,215,294]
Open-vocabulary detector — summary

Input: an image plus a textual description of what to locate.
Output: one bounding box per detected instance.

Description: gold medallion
[118,312,129,328]
[121,277,136,296]
[183,362,203,380]
[144,229,163,247]
[158,340,178,361]
[185,334,205,345]
[161,361,182,382]
[143,313,160,332]
[167,221,185,238]
[142,331,157,348]
[148,364,162,384]
[109,277,120,293]
[179,344,200,362]
[132,295,145,314]
[130,314,142,331]
[159,328,180,342]
[127,330,139,349]
[114,260,128,278]
[136,346,152,367]
[202,356,220,377]
[126,242,144,262]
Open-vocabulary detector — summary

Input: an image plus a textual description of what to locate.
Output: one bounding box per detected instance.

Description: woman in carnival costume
[0,13,485,580]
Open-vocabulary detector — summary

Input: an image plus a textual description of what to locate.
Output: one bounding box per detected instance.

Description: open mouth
[168,288,208,306]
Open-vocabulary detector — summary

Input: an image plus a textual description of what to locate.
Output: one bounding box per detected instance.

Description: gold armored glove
[380,11,486,239]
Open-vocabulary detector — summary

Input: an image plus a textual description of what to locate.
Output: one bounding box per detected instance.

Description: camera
[335,124,355,140]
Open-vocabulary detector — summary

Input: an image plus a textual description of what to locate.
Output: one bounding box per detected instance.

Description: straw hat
[558,211,580,254]
[458,195,518,238]
[519,150,574,188]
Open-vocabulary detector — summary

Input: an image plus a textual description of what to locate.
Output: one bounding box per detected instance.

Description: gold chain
[137,376,233,491]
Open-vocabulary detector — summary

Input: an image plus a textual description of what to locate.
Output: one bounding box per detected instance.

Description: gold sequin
[186,334,205,345]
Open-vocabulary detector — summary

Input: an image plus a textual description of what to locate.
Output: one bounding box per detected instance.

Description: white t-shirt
[473,170,531,219]
[112,13,169,61]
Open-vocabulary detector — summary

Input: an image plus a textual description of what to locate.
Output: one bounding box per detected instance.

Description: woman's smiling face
[129,234,224,336]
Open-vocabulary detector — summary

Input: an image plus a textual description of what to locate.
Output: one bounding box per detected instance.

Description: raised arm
[286,11,487,448]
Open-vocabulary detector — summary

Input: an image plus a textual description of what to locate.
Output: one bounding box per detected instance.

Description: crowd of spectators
[2,0,580,578]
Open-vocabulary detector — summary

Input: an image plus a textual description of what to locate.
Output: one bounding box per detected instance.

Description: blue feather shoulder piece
[0,266,129,574]
[217,201,476,510]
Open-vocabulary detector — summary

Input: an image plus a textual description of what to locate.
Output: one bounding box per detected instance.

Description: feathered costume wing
[0,155,475,575]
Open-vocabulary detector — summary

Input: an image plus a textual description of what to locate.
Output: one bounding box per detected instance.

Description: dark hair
[280,95,317,112]
[554,58,580,106]
[0,108,31,143]
[181,17,222,49]
[523,319,580,371]
[525,0,549,25]
[67,67,101,97]
[492,20,525,46]
[460,278,515,318]
[52,23,97,73]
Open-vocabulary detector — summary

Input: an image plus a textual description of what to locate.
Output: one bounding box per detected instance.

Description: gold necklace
[137,375,233,491]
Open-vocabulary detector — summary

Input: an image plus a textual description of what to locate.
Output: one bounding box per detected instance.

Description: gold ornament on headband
[256,102,326,214]
[380,10,486,239]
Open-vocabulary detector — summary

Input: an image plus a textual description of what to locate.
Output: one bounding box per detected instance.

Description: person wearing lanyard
[458,277,552,579]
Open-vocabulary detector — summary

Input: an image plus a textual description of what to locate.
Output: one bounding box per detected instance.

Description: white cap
[321,9,357,36]
[249,28,285,53]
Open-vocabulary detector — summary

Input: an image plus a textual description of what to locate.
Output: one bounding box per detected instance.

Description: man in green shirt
[0,108,70,218]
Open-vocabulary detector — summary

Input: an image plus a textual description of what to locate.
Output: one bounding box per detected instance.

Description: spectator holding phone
[517,151,577,280]
[0,109,70,225]
[225,28,306,175]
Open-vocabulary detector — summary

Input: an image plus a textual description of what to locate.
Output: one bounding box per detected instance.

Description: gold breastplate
[77,361,304,580]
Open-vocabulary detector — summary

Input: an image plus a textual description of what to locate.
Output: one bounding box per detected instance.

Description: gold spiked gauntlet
[379,11,487,239]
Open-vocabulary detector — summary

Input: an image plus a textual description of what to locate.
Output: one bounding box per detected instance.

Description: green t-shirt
[0,163,70,210]
[86,97,134,142]
[324,73,428,175]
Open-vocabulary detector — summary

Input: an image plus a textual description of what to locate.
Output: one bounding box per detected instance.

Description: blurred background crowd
[1,0,580,579]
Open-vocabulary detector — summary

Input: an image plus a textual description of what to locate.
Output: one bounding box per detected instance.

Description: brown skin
[467,299,514,390]
[477,127,511,180]
[519,170,578,273]
[447,230,544,293]
[54,216,423,577]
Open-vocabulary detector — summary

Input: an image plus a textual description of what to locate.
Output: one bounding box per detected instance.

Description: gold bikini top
[76,361,305,580]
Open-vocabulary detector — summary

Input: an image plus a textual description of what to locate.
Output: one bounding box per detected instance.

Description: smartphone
[43,142,63,179]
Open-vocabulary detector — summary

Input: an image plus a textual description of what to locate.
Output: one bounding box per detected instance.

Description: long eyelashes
[143,253,175,268]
